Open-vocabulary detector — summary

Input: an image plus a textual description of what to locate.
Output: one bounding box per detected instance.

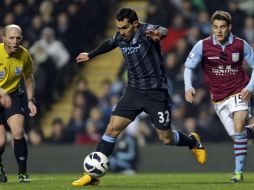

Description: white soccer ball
[83,152,109,178]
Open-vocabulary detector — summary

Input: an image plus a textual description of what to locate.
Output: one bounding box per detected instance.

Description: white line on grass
[8,177,55,182]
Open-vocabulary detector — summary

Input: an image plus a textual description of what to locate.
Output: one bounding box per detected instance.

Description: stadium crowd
[1,0,254,155]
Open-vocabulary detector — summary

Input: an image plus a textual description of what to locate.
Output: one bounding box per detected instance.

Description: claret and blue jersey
[185,33,254,102]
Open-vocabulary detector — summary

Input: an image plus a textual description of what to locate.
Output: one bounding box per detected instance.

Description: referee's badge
[232,52,239,62]
[0,71,5,79]
[0,66,5,79]
[15,67,22,75]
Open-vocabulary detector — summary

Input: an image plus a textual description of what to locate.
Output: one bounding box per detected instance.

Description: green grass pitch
[1,173,254,190]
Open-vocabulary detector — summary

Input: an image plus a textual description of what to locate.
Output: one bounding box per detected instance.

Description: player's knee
[235,124,245,133]
[0,138,6,147]
[11,128,24,139]
[105,122,122,137]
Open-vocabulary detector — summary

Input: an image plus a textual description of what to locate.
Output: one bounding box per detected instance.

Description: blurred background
[1,0,254,174]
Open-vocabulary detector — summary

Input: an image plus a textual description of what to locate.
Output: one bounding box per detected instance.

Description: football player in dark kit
[72,8,206,186]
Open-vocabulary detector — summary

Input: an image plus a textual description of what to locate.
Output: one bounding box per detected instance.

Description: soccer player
[72,8,206,186]
[184,11,254,182]
[0,24,37,183]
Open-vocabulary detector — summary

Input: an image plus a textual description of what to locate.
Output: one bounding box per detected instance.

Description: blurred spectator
[85,107,106,135]
[31,43,57,114]
[242,16,254,44]
[145,0,177,27]
[161,15,187,53]
[186,26,201,48]
[74,107,102,145]
[181,0,198,27]
[109,131,138,175]
[75,77,98,113]
[184,117,197,133]
[2,12,15,26]
[226,0,246,35]
[47,118,74,144]
[196,10,211,37]
[30,27,70,96]
[67,106,86,135]
[28,127,44,146]
[13,2,30,28]
[39,0,54,26]
[99,79,113,123]
[72,91,89,120]
[25,15,44,44]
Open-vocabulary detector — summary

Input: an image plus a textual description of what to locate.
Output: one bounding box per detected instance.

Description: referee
[0,24,37,183]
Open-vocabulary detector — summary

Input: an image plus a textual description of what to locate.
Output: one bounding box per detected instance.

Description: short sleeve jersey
[0,43,33,93]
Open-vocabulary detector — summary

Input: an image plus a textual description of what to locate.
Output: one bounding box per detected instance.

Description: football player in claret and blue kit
[184,10,254,182]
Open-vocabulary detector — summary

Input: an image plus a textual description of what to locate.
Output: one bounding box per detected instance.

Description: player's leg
[214,101,235,139]
[155,127,206,164]
[230,94,249,182]
[72,115,132,186]
[215,95,248,182]
[7,114,30,183]
[231,110,248,182]
[72,87,140,186]
[96,116,132,156]
[143,90,206,164]
[0,125,7,182]
[5,93,30,183]
[214,99,254,141]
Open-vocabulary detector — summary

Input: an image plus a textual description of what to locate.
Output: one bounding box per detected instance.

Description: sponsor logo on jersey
[212,65,238,76]
[232,52,239,62]
[208,56,220,60]
[15,67,22,75]
[121,44,141,55]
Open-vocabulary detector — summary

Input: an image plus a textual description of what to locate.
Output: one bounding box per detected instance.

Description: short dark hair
[211,11,231,25]
[115,8,138,23]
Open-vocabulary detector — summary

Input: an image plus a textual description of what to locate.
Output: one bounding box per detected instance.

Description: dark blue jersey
[89,23,168,90]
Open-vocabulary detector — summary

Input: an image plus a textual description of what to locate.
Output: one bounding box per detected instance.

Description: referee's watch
[28,98,36,103]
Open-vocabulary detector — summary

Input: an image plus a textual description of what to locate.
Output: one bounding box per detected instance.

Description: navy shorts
[112,87,172,130]
[0,90,25,125]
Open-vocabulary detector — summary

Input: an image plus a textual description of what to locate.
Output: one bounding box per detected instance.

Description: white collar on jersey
[212,33,233,46]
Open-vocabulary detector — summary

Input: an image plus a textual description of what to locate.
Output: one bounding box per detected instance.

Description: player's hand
[76,52,90,63]
[0,94,11,108]
[241,88,251,102]
[145,30,161,42]
[28,101,37,117]
[185,88,196,103]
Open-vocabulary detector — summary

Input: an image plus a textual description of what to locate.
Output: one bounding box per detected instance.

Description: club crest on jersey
[232,53,239,62]
[15,67,22,75]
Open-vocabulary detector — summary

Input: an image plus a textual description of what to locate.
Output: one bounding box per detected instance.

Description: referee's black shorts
[112,87,172,130]
[0,90,25,125]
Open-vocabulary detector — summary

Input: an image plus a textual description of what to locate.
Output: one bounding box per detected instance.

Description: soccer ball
[83,152,109,178]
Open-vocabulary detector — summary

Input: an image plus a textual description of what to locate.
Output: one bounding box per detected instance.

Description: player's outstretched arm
[77,38,117,63]
[76,52,90,63]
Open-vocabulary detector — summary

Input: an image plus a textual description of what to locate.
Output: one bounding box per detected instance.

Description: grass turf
[0,173,254,190]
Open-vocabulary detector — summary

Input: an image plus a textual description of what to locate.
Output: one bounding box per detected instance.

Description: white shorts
[214,94,250,136]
